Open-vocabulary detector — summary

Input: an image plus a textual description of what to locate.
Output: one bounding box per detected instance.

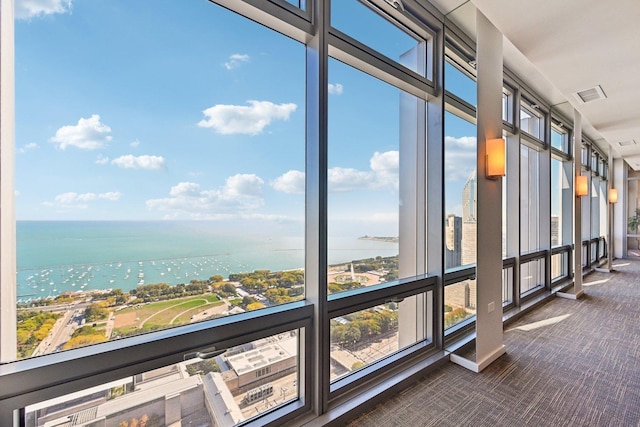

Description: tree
[351,361,365,371]
[85,303,108,322]
[63,334,107,349]
[344,324,361,347]
[629,208,640,249]
[210,274,225,283]
[242,295,259,308]
[247,302,266,311]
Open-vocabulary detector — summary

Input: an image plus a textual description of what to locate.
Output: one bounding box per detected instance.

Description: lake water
[17,221,398,303]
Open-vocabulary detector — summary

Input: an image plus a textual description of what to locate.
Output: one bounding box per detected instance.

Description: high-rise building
[460,170,478,309]
[445,214,462,269]
[461,170,477,266]
[551,215,560,247]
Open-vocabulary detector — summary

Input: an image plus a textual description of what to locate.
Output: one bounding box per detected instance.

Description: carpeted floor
[348,258,640,427]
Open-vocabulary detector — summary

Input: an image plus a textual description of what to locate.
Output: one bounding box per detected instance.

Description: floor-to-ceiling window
[1,0,610,424]
[442,41,479,333]
[1,0,443,424]
[5,1,314,425]
[550,118,573,284]
[519,97,549,297]
[327,0,439,397]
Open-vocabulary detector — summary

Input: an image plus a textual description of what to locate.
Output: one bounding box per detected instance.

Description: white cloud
[47,191,121,209]
[224,174,263,198]
[370,151,399,188]
[18,142,39,154]
[146,174,265,218]
[198,100,297,135]
[170,182,202,197]
[111,154,166,171]
[224,53,250,70]
[328,83,344,95]
[130,139,140,148]
[444,135,476,181]
[50,114,112,150]
[15,0,72,20]
[98,192,121,201]
[328,167,375,192]
[271,150,399,194]
[271,170,305,194]
[96,154,110,165]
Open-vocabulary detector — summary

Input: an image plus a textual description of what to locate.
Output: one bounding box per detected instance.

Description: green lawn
[113,294,222,336]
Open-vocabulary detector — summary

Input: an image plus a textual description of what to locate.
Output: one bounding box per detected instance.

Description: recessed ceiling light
[574,85,607,104]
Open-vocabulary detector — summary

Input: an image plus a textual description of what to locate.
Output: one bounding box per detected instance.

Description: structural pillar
[596,145,615,272]
[450,10,505,372]
[0,0,17,363]
[559,109,584,299]
[613,158,627,258]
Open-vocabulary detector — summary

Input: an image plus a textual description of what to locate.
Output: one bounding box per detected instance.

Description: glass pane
[15,1,305,360]
[551,250,569,282]
[582,176,591,241]
[444,112,477,269]
[284,0,306,10]
[551,127,568,152]
[521,144,540,252]
[444,280,476,330]
[328,59,423,294]
[520,258,544,295]
[331,0,426,76]
[591,178,601,237]
[445,60,477,106]
[502,91,512,123]
[502,266,513,306]
[591,153,598,171]
[553,162,563,239]
[520,104,542,139]
[330,293,429,381]
[24,330,300,426]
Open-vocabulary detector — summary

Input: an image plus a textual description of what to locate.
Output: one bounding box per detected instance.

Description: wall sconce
[609,188,618,204]
[576,175,588,197]
[486,138,506,179]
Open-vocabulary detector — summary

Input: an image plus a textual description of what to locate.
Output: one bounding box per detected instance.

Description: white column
[450,10,504,373]
[613,158,627,258]
[0,0,17,363]
[596,146,614,272]
[559,109,584,298]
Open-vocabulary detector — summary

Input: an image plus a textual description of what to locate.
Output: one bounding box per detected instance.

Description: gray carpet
[348,258,640,427]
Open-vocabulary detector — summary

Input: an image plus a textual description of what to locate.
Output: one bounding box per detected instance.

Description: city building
[1,0,639,426]
[444,214,461,269]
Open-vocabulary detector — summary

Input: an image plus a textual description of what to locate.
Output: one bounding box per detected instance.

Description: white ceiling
[428,0,640,169]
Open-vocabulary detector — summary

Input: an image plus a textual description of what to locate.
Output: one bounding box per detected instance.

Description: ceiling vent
[618,139,637,147]
[574,85,607,104]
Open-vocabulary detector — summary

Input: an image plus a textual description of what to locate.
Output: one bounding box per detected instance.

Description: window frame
[0,303,314,426]
[327,274,437,398]
[324,0,443,398]
[2,1,317,425]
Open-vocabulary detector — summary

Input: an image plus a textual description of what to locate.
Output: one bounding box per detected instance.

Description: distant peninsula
[358,235,399,243]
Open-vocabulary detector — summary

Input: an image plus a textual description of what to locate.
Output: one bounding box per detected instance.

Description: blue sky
[15,0,477,236]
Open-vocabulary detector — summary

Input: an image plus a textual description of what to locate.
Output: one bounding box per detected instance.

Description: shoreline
[18,254,399,307]
[358,235,399,243]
